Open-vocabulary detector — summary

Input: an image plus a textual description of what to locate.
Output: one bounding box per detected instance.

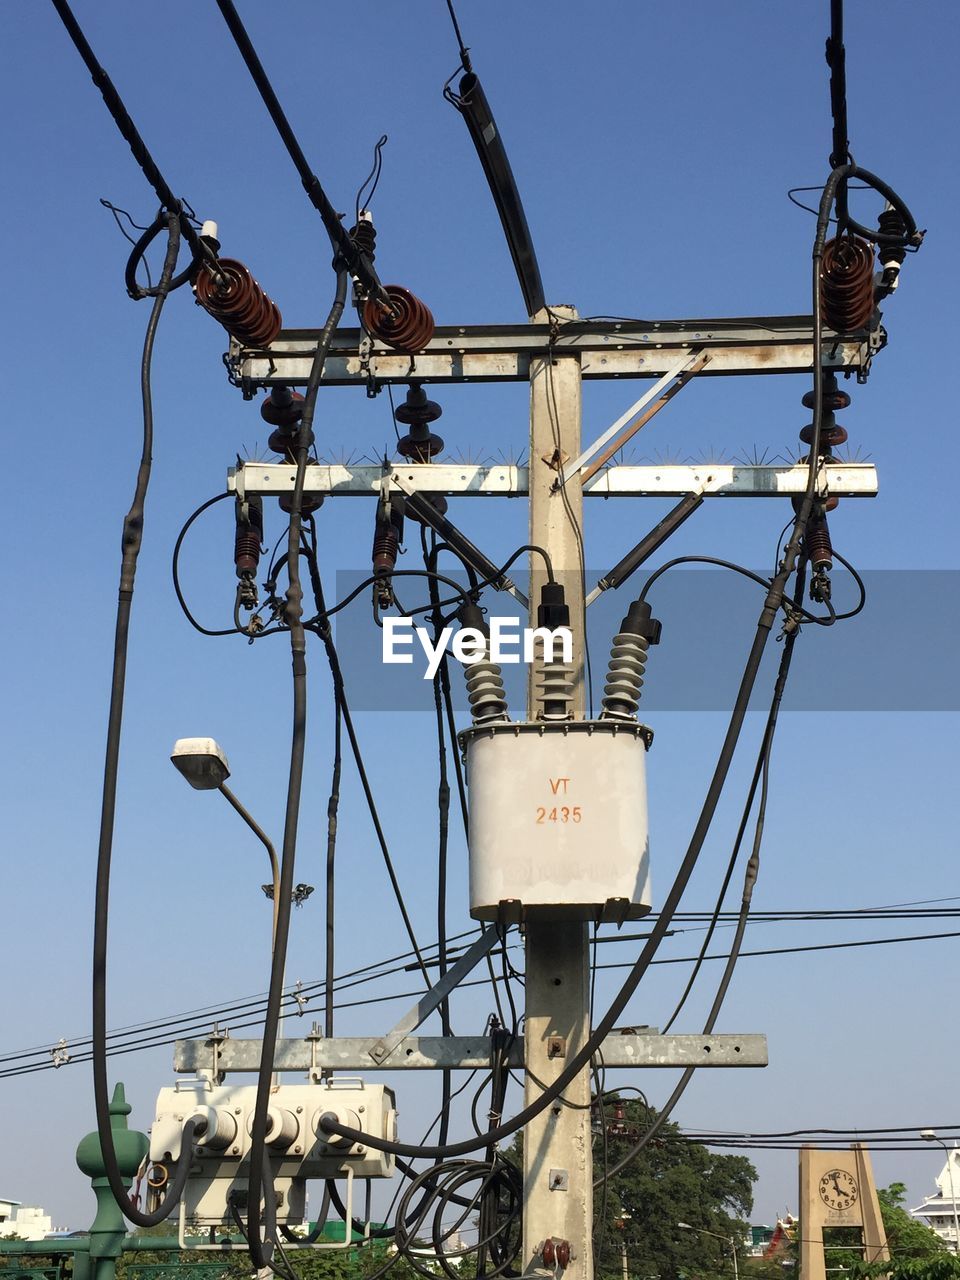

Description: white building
[0,1200,55,1241]
[912,1147,960,1249]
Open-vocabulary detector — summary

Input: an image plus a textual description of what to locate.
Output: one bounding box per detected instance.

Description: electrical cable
[596,561,810,1186]
[172,492,247,637]
[660,564,809,1034]
[424,535,509,1030]
[213,0,387,301]
[355,134,388,226]
[302,568,433,989]
[243,266,348,1268]
[49,0,217,294]
[90,213,197,1226]
[638,554,861,625]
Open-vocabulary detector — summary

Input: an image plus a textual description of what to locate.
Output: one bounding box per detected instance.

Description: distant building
[0,1201,55,1241]
[911,1147,960,1249]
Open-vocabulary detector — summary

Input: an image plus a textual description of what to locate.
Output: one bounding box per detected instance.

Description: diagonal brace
[368,927,501,1065]
[560,350,705,483]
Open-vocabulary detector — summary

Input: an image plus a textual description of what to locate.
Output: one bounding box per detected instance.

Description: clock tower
[799,1144,889,1280]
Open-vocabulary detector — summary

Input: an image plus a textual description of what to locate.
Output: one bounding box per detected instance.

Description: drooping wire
[100,198,154,288]
[355,134,388,226]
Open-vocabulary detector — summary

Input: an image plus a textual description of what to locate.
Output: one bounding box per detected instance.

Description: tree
[878,1184,948,1261]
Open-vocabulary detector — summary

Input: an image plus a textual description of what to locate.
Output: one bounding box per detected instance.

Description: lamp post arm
[219,782,280,943]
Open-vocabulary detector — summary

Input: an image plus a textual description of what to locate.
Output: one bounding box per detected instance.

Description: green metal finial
[76,1083,151,1280]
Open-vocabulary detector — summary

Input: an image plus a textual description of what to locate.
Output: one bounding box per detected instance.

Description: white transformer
[460,720,652,923]
[150,1077,396,1226]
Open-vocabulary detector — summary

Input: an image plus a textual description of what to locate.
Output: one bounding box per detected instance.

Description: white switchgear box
[150,1078,396,1225]
[460,720,652,922]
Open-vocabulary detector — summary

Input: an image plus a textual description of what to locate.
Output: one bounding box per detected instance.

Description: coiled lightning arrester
[192,222,283,349]
[820,233,875,333]
[346,211,435,355]
[372,494,405,610]
[795,372,851,603]
[234,494,264,613]
[535,583,575,721]
[599,600,661,722]
[457,601,509,726]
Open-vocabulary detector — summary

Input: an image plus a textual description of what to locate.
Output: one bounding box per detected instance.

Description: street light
[171,737,280,941]
[677,1222,740,1280]
[921,1129,960,1253]
[616,1211,633,1280]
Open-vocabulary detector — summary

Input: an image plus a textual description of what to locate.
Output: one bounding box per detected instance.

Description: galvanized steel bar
[173,1032,768,1073]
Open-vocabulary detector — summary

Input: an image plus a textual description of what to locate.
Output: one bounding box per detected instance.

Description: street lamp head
[677,1223,692,1231]
[921,1130,938,1142]
[171,738,231,791]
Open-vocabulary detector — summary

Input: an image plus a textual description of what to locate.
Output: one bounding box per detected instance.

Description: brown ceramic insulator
[805,514,833,571]
[799,421,848,449]
[395,385,443,426]
[349,219,377,261]
[556,1241,571,1270]
[802,386,851,413]
[235,498,263,577]
[279,492,324,517]
[372,522,400,575]
[397,431,445,462]
[267,426,297,460]
[261,390,305,428]
[820,235,875,332]
[363,286,435,353]
[542,1241,556,1268]
[194,257,282,348]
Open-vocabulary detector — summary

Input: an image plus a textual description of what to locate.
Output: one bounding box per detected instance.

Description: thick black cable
[91,214,193,1226]
[825,0,851,227]
[243,267,347,1268]
[213,0,386,301]
[49,0,219,298]
[324,702,342,1042]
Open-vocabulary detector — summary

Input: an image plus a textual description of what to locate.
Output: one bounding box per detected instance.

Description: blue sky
[1,0,957,1231]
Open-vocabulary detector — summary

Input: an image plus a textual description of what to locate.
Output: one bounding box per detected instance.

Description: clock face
[819,1169,859,1211]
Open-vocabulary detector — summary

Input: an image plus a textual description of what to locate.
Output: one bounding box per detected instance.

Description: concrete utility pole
[523,306,593,1277]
